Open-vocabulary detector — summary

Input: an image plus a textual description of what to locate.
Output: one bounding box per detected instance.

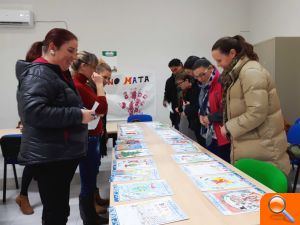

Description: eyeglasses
[194,67,210,78]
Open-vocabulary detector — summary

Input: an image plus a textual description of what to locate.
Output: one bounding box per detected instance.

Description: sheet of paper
[146,122,170,130]
[181,161,231,176]
[115,149,151,159]
[88,102,100,130]
[191,172,253,191]
[165,102,174,113]
[116,139,142,145]
[113,180,173,202]
[171,144,199,153]
[204,188,265,215]
[115,143,148,151]
[172,153,214,164]
[91,101,99,111]
[109,197,188,225]
[112,158,156,171]
[110,168,160,182]
[118,125,144,140]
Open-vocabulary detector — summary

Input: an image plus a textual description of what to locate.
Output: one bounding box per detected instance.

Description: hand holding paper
[88,102,100,130]
[81,109,96,124]
[165,102,174,113]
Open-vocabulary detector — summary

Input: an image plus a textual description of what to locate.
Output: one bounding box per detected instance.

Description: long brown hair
[25,42,43,62]
[212,35,259,61]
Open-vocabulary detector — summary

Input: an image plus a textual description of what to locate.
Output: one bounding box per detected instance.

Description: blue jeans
[79,136,100,197]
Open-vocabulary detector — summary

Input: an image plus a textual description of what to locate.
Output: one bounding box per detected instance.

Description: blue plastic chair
[127,114,153,123]
[287,118,300,145]
[287,118,300,192]
[0,134,22,202]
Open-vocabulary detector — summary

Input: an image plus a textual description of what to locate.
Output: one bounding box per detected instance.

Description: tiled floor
[0,148,112,225]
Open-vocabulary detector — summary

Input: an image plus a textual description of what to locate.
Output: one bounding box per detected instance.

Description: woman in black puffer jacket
[16,28,95,225]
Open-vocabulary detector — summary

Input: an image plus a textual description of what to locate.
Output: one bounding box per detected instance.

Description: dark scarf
[221,56,250,123]
[198,70,216,139]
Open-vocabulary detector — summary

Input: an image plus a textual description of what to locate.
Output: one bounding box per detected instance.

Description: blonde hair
[71,51,98,72]
[95,62,112,73]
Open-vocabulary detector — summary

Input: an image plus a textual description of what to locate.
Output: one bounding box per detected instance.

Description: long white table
[0,129,21,139]
[109,122,273,225]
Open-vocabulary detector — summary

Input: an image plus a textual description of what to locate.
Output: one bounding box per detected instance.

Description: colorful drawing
[113,180,173,202]
[119,88,148,116]
[181,161,231,176]
[172,153,213,164]
[191,172,253,191]
[116,139,142,145]
[115,143,147,151]
[171,144,199,153]
[119,126,143,136]
[110,168,160,182]
[109,197,188,225]
[118,134,145,141]
[166,139,192,145]
[146,122,170,130]
[204,188,265,215]
[115,149,151,159]
[112,158,156,170]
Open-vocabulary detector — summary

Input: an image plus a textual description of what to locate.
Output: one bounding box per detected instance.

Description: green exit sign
[102,51,117,57]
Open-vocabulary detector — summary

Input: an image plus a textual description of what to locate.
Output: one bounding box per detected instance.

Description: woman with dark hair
[16,28,95,225]
[71,51,108,225]
[192,58,231,162]
[15,42,43,215]
[211,35,291,175]
[182,56,202,140]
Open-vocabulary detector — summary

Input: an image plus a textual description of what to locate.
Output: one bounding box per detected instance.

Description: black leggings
[20,166,34,196]
[31,159,79,225]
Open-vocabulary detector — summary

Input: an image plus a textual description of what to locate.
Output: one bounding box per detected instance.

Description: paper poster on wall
[105,74,156,121]
[101,51,118,72]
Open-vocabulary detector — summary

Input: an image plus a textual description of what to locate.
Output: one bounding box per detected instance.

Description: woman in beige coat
[211,35,291,175]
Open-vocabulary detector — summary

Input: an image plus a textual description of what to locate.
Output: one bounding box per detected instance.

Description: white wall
[249,0,300,43]
[0,0,249,128]
[248,0,300,124]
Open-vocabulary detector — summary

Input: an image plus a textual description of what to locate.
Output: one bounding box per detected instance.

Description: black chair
[0,134,21,203]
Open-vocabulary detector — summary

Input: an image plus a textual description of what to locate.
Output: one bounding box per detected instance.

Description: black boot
[79,196,109,225]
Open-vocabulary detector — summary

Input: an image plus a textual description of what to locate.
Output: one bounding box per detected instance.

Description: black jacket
[184,79,200,132]
[16,60,88,165]
[164,74,178,112]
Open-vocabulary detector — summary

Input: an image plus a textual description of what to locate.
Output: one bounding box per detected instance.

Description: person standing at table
[15,42,43,215]
[183,55,199,77]
[163,58,185,130]
[71,51,108,225]
[90,62,111,208]
[192,58,231,162]
[211,35,291,174]
[16,28,95,225]
[182,56,202,142]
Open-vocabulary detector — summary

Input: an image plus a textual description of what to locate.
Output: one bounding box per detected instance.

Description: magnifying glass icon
[268,195,295,223]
